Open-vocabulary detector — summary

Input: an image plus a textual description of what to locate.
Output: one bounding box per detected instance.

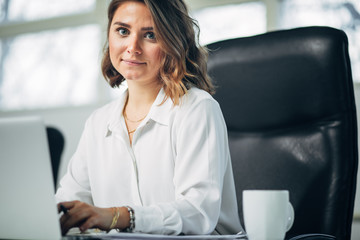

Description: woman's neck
[123,80,162,144]
[125,80,162,116]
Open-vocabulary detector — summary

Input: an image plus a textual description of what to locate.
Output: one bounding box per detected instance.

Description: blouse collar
[106,87,174,136]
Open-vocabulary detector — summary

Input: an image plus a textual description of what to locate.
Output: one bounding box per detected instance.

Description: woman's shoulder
[181,87,219,108]
[170,87,226,131]
[169,87,222,122]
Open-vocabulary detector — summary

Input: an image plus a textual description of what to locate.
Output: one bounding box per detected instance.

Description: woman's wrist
[109,207,121,230]
[123,206,135,232]
[107,207,130,231]
[118,206,131,230]
[108,206,136,232]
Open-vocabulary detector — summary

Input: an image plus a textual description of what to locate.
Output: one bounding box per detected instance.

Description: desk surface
[63,232,246,240]
[62,232,336,240]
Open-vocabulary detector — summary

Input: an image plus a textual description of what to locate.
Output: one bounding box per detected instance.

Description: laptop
[0,116,62,239]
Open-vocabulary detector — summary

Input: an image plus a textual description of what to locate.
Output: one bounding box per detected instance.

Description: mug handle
[286,202,295,231]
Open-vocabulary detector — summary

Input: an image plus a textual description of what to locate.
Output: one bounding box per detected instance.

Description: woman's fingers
[57,200,80,214]
[57,201,114,235]
[60,204,89,235]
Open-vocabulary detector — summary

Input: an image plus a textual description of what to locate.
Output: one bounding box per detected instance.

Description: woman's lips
[122,59,146,66]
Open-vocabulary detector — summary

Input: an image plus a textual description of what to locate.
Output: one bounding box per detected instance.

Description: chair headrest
[207,26,353,132]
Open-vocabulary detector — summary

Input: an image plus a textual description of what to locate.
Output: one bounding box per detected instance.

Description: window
[0,25,100,110]
[0,0,95,23]
[191,1,266,46]
[191,0,360,83]
[278,0,360,82]
[0,0,104,110]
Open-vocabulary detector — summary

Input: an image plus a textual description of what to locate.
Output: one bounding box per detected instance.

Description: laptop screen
[0,116,62,239]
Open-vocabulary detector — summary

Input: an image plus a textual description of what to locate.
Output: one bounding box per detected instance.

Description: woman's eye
[145,32,156,40]
[118,28,129,36]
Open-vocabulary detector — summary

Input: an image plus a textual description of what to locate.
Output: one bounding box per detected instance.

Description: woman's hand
[57,201,130,236]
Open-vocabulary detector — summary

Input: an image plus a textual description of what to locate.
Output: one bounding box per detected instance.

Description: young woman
[56,0,243,236]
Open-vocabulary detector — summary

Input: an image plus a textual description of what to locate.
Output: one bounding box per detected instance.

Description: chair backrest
[46,126,65,187]
[207,26,358,240]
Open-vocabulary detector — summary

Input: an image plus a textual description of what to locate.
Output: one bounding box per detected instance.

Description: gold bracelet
[109,207,120,230]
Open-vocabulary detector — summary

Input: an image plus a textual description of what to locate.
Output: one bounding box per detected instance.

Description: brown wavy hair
[101,0,214,105]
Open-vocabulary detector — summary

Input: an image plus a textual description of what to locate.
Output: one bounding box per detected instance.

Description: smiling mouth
[122,59,146,66]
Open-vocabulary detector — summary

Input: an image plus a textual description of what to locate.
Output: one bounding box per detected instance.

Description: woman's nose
[127,35,142,55]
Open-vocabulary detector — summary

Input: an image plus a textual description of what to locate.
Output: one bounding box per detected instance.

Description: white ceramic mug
[243,190,294,240]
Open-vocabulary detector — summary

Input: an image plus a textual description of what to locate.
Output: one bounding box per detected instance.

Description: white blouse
[55,87,243,235]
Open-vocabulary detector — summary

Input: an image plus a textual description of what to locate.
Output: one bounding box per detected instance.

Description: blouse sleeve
[133,98,232,235]
[55,119,93,205]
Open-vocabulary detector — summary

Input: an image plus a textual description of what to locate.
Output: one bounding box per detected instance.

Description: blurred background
[0,0,359,238]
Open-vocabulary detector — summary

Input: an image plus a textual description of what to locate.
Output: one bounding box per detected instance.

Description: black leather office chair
[207,26,358,240]
[46,126,65,188]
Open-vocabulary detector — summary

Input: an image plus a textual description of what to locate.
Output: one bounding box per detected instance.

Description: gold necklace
[123,95,147,123]
[123,97,147,135]
[123,111,136,134]
[123,116,136,135]
[123,111,146,123]
[127,128,136,134]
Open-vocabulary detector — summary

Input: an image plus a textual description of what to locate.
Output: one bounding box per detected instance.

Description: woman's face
[109,1,163,85]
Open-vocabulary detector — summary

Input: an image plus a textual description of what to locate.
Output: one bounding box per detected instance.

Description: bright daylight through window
[0,0,100,110]
[192,2,266,46]
[279,0,360,82]
[0,0,95,23]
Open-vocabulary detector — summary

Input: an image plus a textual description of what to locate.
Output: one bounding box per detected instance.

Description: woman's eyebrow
[113,22,131,28]
[112,21,154,31]
[141,26,154,31]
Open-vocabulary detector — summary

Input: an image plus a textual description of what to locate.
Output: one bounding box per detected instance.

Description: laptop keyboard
[63,235,104,240]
